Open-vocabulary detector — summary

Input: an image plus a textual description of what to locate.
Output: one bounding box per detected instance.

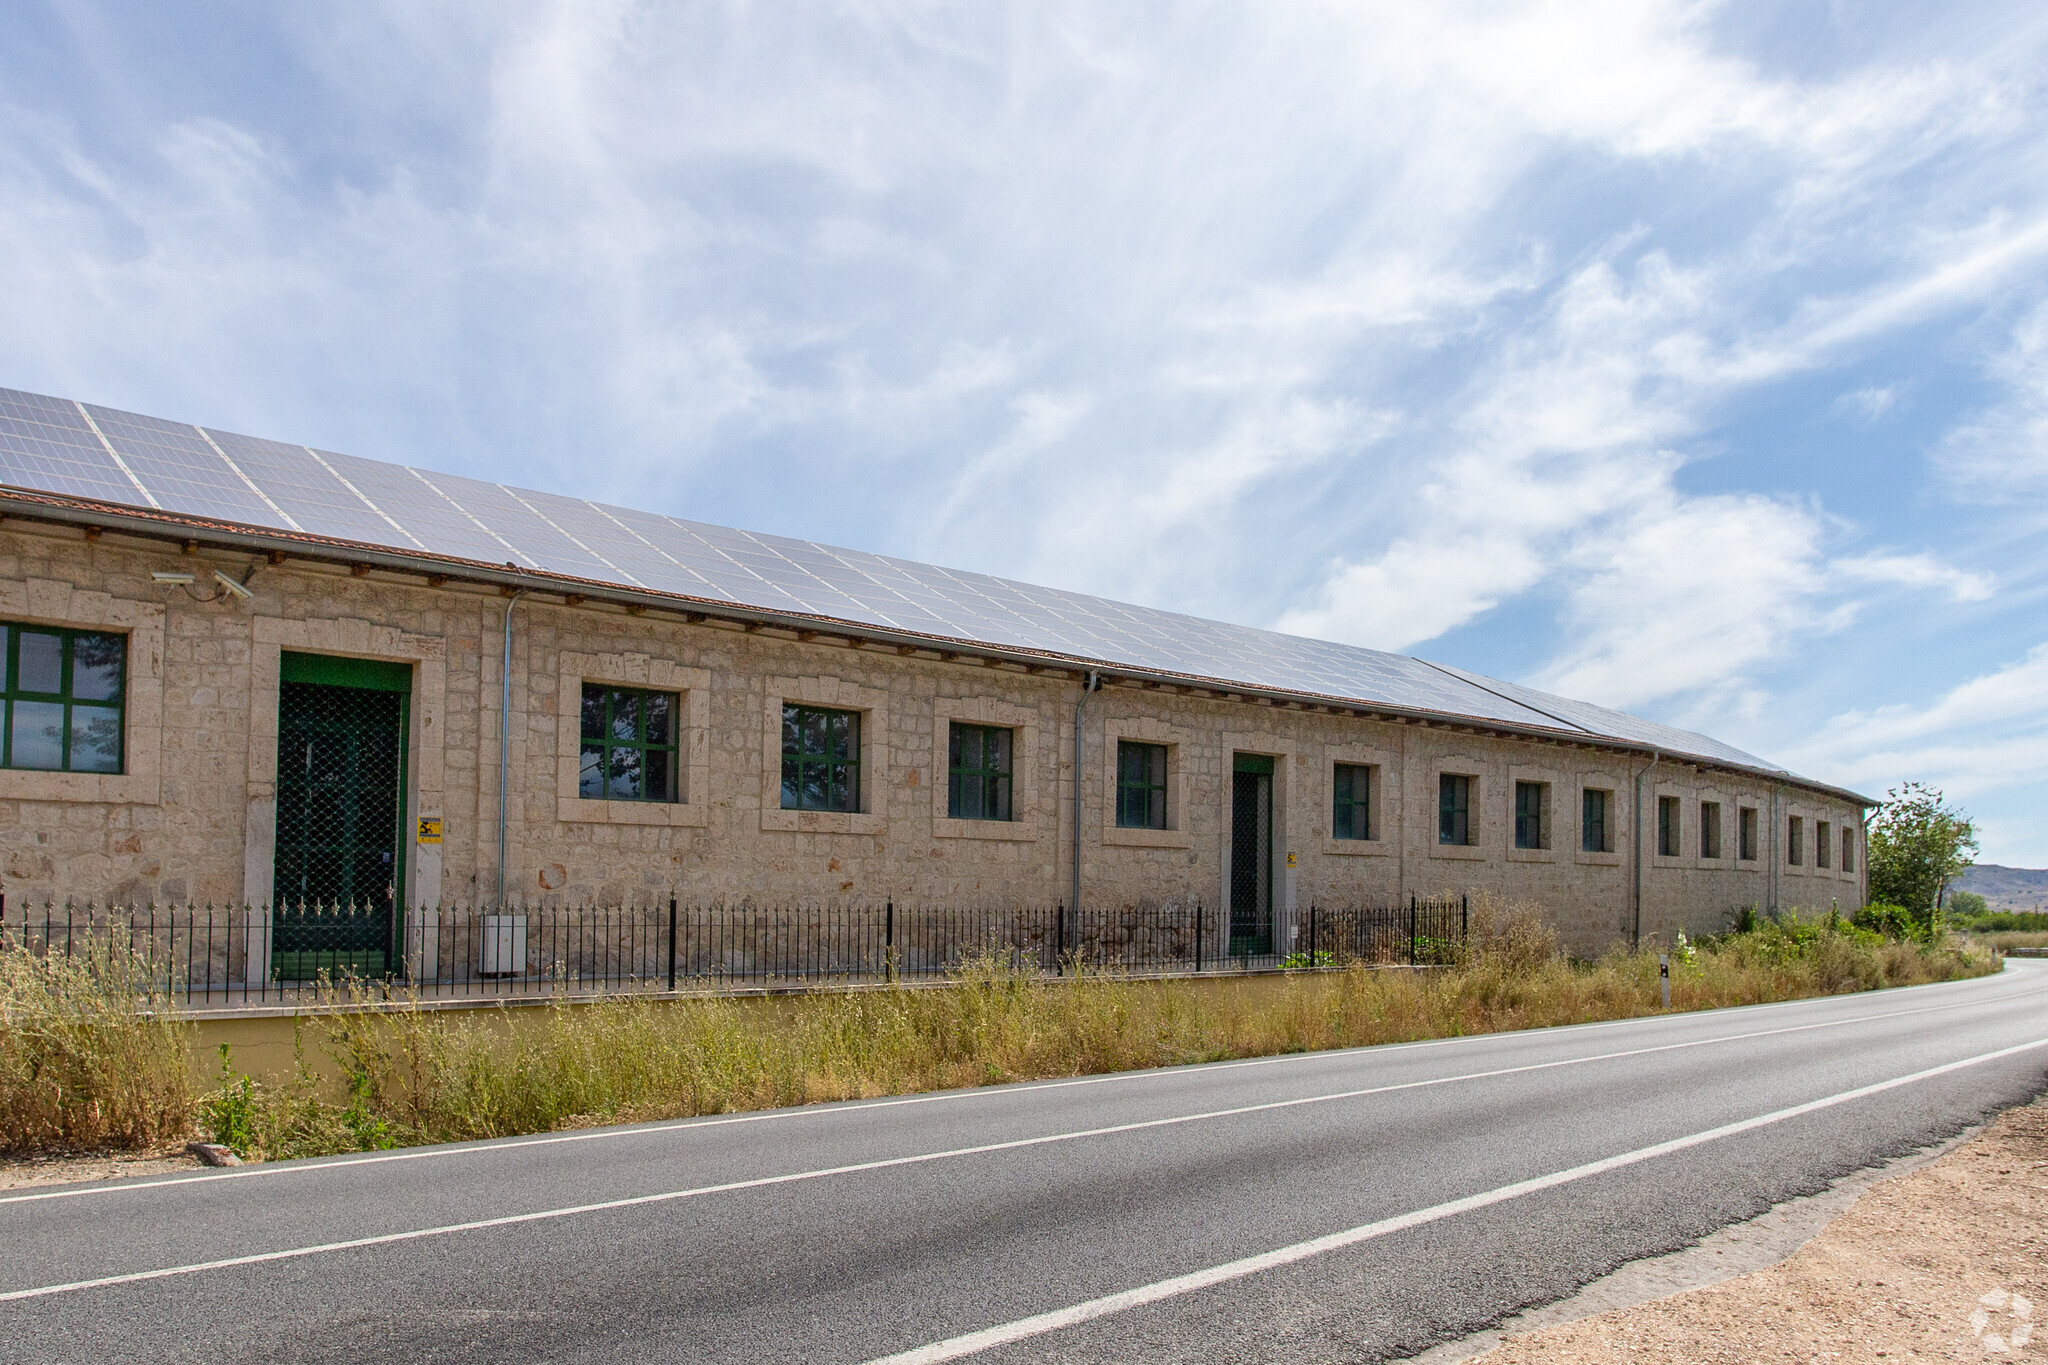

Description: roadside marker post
[1660,953,1670,1009]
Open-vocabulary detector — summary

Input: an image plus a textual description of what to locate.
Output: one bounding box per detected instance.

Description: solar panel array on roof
[0,385,1799,779]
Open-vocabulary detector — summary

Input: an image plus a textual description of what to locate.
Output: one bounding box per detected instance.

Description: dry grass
[0,941,194,1155]
[0,903,2000,1162]
[258,905,1996,1156]
[1971,930,2048,952]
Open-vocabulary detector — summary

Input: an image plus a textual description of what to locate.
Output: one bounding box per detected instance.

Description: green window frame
[947,722,1013,821]
[1816,819,1832,869]
[1514,780,1546,850]
[782,704,861,812]
[1840,827,1854,873]
[1332,763,1372,840]
[580,683,680,802]
[1739,806,1758,861]
[1,621,125,774]
[1116,740,1168,830]
[1700,801,1723,859]
[1787,815,1804,866]
[1657,796,1680,857]
[1581,788,1610,853]
[1438,773,1471,846]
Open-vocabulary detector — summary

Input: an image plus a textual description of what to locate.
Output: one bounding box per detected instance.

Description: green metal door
[272,653,411,980]
[1229,753,1274,956]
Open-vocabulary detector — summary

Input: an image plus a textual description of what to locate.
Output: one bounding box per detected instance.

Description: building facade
[0,389,1871,959]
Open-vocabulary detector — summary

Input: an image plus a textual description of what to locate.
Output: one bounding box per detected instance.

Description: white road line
[3,1017,2039,1303]
[862,1035,2048,1365]
[0,983,2028,1209]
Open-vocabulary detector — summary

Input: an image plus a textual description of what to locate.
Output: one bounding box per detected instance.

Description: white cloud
[1941,302,2048,505]
[1835,385,1897,421]
[1834,552,1995,601]
[1786,645,2048,830]
[1535,492,1838,710]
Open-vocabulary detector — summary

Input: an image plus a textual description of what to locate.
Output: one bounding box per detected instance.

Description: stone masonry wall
[0,523,1869,954]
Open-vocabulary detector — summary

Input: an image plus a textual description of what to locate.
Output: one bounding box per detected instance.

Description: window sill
[1428,842,1486,861]
[933,815,1039,841]
[761,808,886,836]
[1574,850,1622,867]
[1506,846,1557,863]
[1103,825,1192,850]
[557,796,707,828]
[1322,837,1388,857]
[0,769,159,805]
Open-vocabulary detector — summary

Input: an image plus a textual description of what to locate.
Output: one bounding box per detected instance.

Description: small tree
[1866,782,1978,932]
[1947,889,1989,920]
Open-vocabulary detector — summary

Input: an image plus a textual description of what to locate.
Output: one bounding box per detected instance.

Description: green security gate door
[272,653,411,980]
[1229,753,1274,957]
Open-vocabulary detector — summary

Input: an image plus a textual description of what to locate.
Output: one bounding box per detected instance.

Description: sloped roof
[0,385,1839,790]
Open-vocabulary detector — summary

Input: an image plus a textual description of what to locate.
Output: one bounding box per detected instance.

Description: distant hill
[1951,865,2048,913]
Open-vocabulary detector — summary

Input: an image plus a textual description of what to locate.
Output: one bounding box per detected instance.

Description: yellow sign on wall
[1285,851,1297,868]
[417,817,443,844]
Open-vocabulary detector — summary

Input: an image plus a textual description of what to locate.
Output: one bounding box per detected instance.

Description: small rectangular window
[2,622,127,774]
[1841,827,1855,873]
[947,722,1013,821]
[1738,806,1758,861]
[1787,815,1804,866]
[1332,763,1373,840]
[1514,780,1547,850]
[1116,741,1168,829]
[1438,773,1472,846]
[1657,796,1680,858]
[781,704,861,812]
[1816,819,1833,869]
[579,683,680,802]
[1581,788,1611,853]
[1700,801,1722,860]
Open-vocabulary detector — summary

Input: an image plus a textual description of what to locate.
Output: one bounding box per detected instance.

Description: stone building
[0,387,1869,956]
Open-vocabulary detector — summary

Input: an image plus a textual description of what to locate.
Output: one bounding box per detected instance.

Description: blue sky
[2,2,2044,864]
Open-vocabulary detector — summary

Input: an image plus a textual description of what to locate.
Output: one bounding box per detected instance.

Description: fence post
[1308,904,1317,964]
[1195,901,1204,974]
[885,899,895,984]
[667,896,678,993]
[1409,893,1417,968]
[1055,903,1065,977]
[1461,893,1468,949]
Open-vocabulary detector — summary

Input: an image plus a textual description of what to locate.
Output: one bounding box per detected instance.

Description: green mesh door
[272,654,411,980]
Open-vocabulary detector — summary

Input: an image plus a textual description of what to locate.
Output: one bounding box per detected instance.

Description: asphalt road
[4,962,2046,1365]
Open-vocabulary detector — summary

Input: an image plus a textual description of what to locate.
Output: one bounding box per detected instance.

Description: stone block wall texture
[0,524,1869,954]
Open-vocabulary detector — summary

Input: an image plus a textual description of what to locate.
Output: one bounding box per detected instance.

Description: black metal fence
[0,893,1467,1009]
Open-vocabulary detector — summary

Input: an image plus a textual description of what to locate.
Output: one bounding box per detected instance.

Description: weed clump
[0,941,193,1155]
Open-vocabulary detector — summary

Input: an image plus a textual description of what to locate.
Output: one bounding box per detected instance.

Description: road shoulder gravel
[1418,1092,2046,1364]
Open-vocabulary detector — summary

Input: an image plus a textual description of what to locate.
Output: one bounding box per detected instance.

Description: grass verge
[197,906,1997,1162]
[0,904,2003,1162]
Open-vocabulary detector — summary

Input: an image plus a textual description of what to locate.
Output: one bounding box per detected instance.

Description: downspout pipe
[497,589,528,906]
[1632,748,1660,949]
[1070,670,1100,950]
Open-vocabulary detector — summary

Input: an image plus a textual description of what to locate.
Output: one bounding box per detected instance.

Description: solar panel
[0,384,1797,777]
[0,393,150,505]
[82,405,283,528]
